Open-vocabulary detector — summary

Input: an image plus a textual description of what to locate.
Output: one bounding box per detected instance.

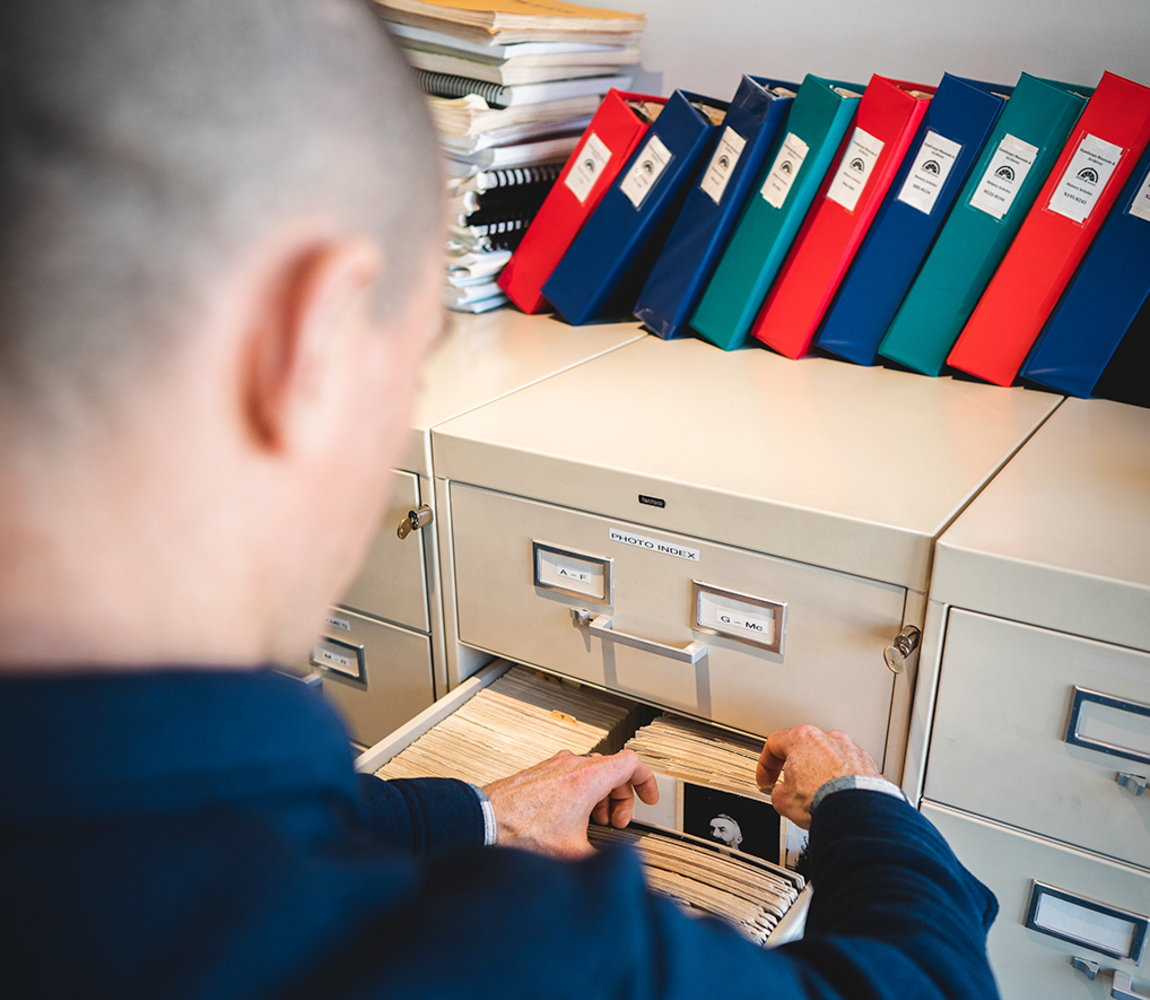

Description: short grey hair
[0,0,441,429]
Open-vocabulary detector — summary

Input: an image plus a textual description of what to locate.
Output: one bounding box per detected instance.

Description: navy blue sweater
[0,669,999,999]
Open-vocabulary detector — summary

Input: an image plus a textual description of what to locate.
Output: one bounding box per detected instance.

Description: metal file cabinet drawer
[355,660,813,947]
[340,470,430,633]
[925,610,1150,868]
[449,483,905,761]
[311,607,434,747]
[924,803,1150,1000]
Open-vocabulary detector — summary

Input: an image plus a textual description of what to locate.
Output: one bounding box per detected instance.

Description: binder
[542,89,725,325]
[1021,142,1150,397]
[948,71,1150,386]
[690,74,863,352]
[815,74,1010,366]
[750,75,935,359]
[497,89,665,313]
[633,76,798,340]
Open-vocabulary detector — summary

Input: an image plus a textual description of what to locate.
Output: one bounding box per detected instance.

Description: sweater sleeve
[355,773,486,855]
[778,788,1001,1000]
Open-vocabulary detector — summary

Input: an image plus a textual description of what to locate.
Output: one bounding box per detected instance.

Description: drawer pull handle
[1113,971,1150,1000]
[397,505,433,540]
[883,625,921,674]
[570,608,707,664]
[1073,956,1101,980]
[1117,772,1147,797]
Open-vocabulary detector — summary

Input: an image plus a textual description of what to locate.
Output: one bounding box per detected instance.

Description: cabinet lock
[396,505,433,540]
[883,625,922,674]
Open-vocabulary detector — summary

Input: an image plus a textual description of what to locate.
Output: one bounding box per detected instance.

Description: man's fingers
[756,729,792,789]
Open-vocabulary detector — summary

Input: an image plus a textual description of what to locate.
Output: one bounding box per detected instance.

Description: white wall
[593,0,1149,100]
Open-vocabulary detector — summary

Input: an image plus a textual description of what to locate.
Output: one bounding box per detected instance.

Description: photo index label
[896,130,963,214]
[564,132,612,204]
[699,126,747,204]
[761,132,809,209]
[609,527,699,562]
[969,133,1039,219]
[1047,132,1124,224]
[826,127,885,212]
[620,134,673,208]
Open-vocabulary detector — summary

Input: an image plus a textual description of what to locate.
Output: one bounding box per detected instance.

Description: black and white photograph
[682,783,782,866]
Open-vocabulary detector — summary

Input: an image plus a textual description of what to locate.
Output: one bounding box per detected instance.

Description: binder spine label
[826,127,885,212]
[896,130,964,215]
[620,134,673,208]
[969,133,1039,220]
[700,126,748,204]
[1130,169,1150,223]
[761,132,810,209]
[1046,133,1125,224]
[564,131,613,204]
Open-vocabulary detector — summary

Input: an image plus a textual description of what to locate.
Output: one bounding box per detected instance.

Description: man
[0,2,1000,997]
[709,813,745,850]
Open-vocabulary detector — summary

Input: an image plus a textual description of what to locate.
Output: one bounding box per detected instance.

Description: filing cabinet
[432,333,1059,775]
[910,398,1150,999]
[307,310,645,745]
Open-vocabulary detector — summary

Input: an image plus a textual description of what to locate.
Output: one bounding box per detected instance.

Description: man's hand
[483,749,659,860]
[756,725,880,830]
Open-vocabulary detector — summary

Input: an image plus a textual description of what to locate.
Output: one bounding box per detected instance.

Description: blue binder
[815,73,1011,365]
[632,76,798,340]
[1021,142,1150,398]
[542,90,724,325]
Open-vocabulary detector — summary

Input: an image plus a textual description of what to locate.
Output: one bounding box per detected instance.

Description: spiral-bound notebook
[416,68,631,107]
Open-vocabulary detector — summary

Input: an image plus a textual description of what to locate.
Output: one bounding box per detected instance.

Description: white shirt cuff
[810,774,908,815]
[469,783,498,846]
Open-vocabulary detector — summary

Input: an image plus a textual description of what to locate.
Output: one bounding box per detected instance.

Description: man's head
[709,814,743,849]
[0,0,445,670]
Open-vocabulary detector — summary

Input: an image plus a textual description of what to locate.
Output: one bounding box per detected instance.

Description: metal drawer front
[926,609,1150,868]
[312,607,434,747]
[449,483,904,761]
[340,470,430,633]
[924,803,1150,1000]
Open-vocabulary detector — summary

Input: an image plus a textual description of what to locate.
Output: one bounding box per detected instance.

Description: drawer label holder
[692,581,787,655]
[533,541,613,604]
[1025,880,1148,963]
[1064,686,1150,768]
[311,635,366,684]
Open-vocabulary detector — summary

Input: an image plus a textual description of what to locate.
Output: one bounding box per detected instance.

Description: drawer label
[609,528,700,562]
[325,615,351,632]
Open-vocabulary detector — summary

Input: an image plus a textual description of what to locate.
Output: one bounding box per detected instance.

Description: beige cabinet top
[399,311,645,477]
[933,397,1150,651]
[433,332,1061,591]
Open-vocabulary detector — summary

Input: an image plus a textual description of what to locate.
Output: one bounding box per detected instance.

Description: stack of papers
[626,714,767,799]
[373,0,645,309]
[374,666,643,784]
[588,825,804,946]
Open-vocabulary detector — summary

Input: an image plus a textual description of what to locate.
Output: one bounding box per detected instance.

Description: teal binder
[690,73,862,351]
[878,73,1089,376]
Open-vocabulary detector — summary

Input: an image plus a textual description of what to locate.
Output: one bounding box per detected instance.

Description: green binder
[690,74,862,351]
[878,73,1089,376]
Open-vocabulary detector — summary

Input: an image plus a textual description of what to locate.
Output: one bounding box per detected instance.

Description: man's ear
[242,237,383,452]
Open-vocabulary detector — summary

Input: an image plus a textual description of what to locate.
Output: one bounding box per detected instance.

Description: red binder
[947,71,1150,386]
[497,89,665,314]
[749,75,934,359]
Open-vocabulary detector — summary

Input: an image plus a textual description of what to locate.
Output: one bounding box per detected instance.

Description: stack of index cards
[589,824,804,946]
[374,666,644,786]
